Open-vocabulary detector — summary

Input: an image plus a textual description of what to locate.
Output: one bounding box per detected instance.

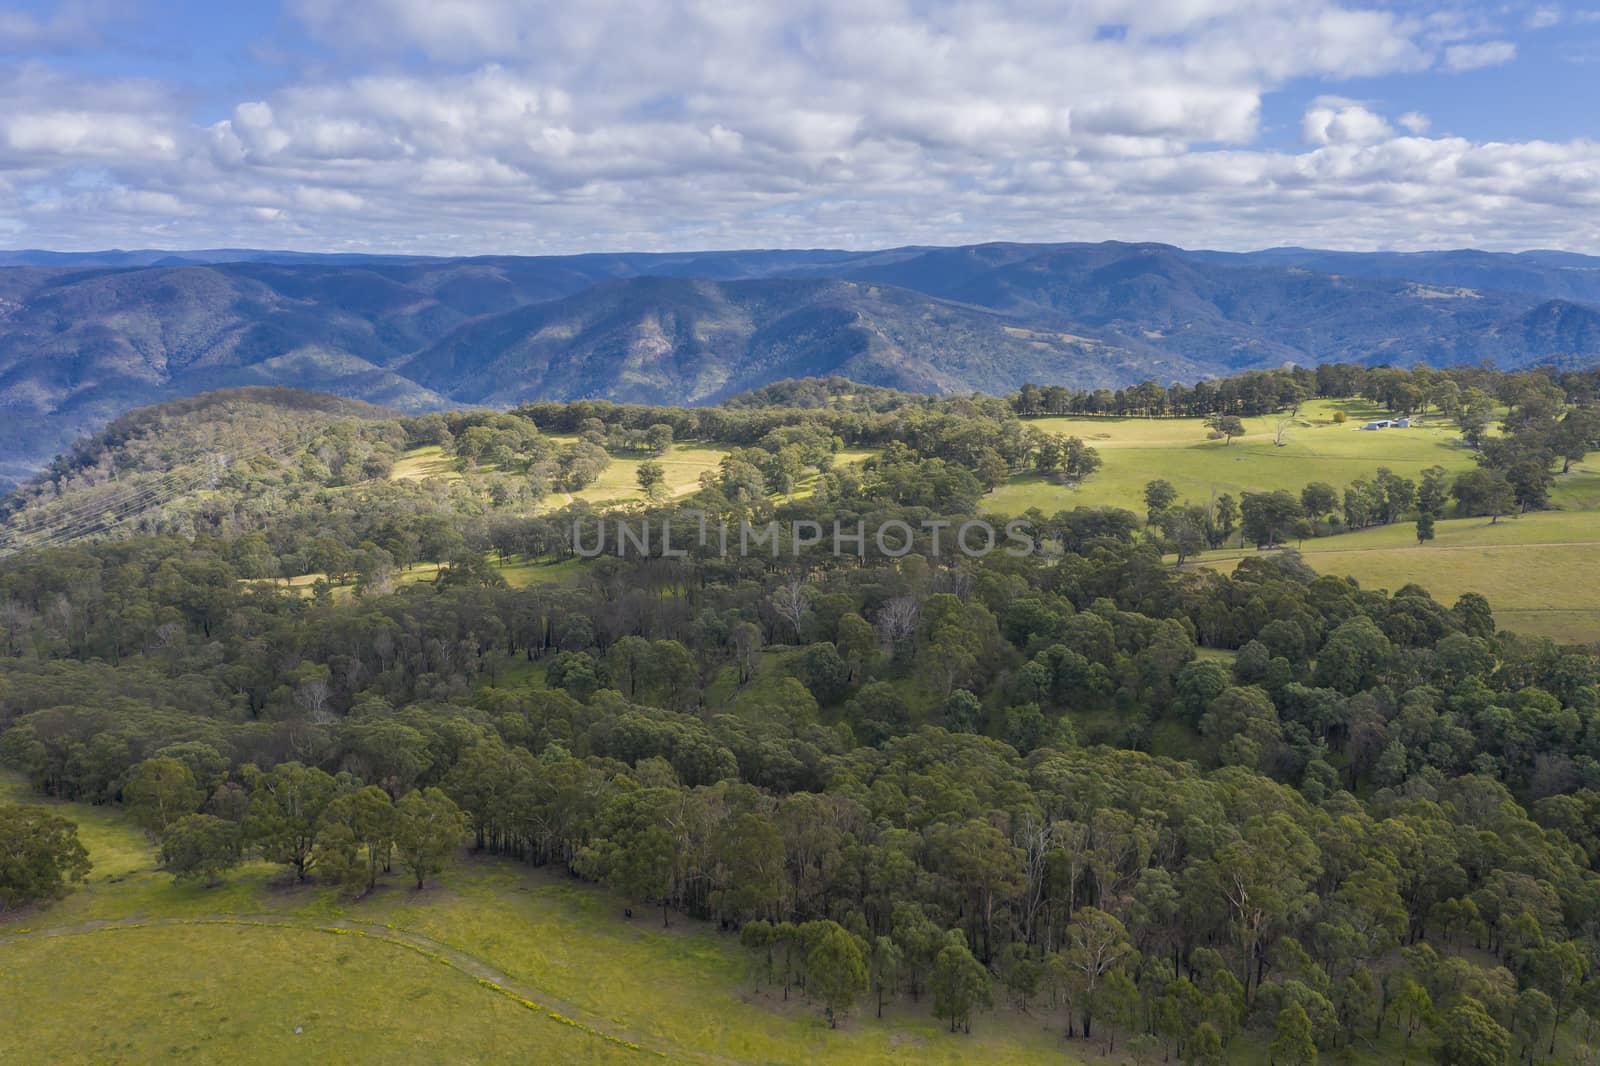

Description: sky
[1,0,1599,255]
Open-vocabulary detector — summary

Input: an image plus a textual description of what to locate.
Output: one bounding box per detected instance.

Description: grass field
[980,401,1600,643]
[389,444,463,482]
[984,399,1480,516]
[0,776,1083,1065]
[272,556,587,602]
[560,441,732,510]
[390,440,730,508]
[1188,510,1600,643]
[1,758,1536,1065]
[3,923,642,1065]
[390,441,877,512]
[545,441,878,510]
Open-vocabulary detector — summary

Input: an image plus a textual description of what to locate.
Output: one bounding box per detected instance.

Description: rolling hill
[5,239,1600,486]
[399,275,1180,406]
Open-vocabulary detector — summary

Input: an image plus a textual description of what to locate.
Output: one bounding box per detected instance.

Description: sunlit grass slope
[984,399,1480,516]
[0,777,1079,1065]
[1191,511,1600,643]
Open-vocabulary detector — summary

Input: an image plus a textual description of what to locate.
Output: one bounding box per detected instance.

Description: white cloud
[0,0,116,53]
[1444,40,1518,71]
[1527,6,1562,28]
[1301,98,1394,145]
[0,66,184,166]
[0,1,1597,254]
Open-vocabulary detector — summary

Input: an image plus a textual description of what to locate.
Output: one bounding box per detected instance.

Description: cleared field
[390,440,728,508]
[787,446,879,500]
[558,443,879,509]
[390,444,462,482]
[564,442,730,509]
[391,439,880,513]
[977,400,1600,643]
[0,777,1080,1066]
[1,923,639,1065]
[273,556,585,600]
[1190,511,1600,643]
[985,399,1480,516]
[1548,457,1600,510]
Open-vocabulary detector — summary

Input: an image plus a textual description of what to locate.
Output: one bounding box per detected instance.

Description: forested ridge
[7,239,1600,489]
[5,364,1600,1063]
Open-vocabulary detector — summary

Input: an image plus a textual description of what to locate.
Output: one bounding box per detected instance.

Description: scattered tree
[124,756,204,834]
[931,930,992,1033]
[160,813,241,886]
[807,922,869,1027]
[394,787,469,891]
[1206,415,1246,445]
[0,805,91,912]
[636,460,666,497]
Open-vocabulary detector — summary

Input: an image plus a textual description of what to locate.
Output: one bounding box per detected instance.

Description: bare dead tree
[875,595,920,646]
[1017,815,1057,945]
[771,578,811,641]
[294,677,333,722]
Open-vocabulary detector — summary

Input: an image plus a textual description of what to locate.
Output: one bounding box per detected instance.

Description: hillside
[824,242,1536,367]
[1188,246,1600,306]
[5,241,1600,484]
[980,397,1600,642]
[0,388,419,558]
[0,251,858,482]
[400,276,1179,406]
[6,361,1600,1065]
[0,772,1085,1065]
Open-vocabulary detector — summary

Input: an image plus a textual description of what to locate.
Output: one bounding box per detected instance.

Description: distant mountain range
[4,240,1600,485]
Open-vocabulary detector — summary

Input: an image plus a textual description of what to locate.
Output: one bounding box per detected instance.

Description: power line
[0,437,307,559]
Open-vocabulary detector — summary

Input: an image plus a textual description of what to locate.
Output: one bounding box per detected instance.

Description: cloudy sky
[2,0,1599,254]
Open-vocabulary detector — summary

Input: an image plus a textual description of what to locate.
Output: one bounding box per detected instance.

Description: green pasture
[0,777,1076,1065]
[269,555,586,602]
[1191,510,1600,643]
[1,735,1548,1066]
[561,441,731,510]
[985,399,1480,516]
[977,400,1600,643]
[389,444,463,482]
[391,440,877,513]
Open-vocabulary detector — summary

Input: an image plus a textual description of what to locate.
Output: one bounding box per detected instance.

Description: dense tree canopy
[4,363,1600,1057]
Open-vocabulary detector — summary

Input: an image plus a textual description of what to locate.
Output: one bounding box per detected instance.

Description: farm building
[1362,417,1410,430]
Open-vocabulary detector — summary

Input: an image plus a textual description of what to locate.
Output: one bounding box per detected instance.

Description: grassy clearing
[390,440,879,513]
[564,442,730,510]
[268,556,586,602]
[0,776,1079,1065]
[559,443,879,510]
[1547,456,1600,510]
[785,446,881,501]
[0,755,1492,1066]
[985,399,1479,516]
[1189,511,1600,642]
[978,400,1600,642]
[389,444,462,482]
[389,440,728,508]
[1,923,638,1065]
[496,556,588,587]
